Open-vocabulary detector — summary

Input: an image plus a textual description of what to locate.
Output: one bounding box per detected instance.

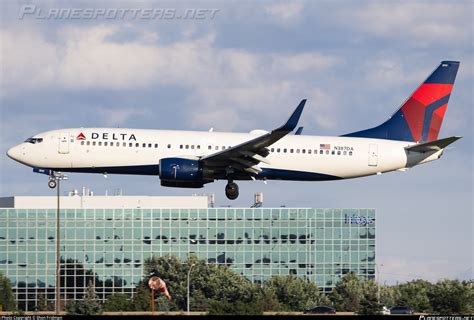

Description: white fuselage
[7,128,436,182]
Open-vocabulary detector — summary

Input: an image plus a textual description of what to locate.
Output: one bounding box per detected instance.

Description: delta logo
[76,132,86,140]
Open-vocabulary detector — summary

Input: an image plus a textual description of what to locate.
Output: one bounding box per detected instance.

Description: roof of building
[0,195,209,209]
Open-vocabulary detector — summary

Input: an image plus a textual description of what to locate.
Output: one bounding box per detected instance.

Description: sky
[0,0,472,285]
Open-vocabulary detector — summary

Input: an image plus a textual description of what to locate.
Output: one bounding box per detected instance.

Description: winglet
[295,126,304,135]
[275,99,306,132]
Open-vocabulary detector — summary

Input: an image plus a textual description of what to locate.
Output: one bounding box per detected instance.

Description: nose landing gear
[225,181,239,200]
[48,179,57,189]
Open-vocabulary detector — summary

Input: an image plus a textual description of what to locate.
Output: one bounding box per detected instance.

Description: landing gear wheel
[48,179,57,189]
[225,182,239,200]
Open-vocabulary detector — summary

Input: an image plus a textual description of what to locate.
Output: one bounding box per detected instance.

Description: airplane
[7,61,461,200]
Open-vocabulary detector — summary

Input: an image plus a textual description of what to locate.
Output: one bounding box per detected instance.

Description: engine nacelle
[159,158,203,182]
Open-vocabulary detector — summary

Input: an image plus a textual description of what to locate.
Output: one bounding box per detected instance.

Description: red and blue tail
[343,61,459,142]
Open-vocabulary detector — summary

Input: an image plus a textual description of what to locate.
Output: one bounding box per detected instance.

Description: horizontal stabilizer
[405,136,461,153]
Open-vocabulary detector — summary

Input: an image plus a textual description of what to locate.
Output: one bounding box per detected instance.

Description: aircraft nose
[7,145,22,161]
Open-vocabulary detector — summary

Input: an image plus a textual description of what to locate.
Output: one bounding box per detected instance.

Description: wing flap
[201,100,306,172]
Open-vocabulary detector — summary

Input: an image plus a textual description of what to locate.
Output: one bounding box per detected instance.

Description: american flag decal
[320,144,330,150]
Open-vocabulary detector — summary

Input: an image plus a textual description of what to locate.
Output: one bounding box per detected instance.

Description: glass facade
[0,207,375,311]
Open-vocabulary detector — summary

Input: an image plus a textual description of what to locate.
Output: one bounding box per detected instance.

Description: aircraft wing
[201,99,306,175]
[405,136,462,153]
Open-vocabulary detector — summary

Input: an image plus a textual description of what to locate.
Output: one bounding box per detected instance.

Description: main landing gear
[225,181,239,200]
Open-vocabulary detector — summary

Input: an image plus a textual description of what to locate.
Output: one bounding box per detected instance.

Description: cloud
[264,2,304,22]
[337,2,471,46]
[97,107,151,127]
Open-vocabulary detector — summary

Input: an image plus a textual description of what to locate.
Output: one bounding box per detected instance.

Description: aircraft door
[58,132,70,154]
[368,144,378,166]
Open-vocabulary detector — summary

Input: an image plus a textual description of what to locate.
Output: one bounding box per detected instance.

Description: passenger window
[92,141,96,146]
[331,150,335,155]
[277,148,280,153]
[208,145,212,150]
[129,143,133,147]
[296,149,300,153]
[222,146,225,150]
[284,149,287,153]
[271,148,274,152]
[343,151,347,155]
[81,141,85,145]
[325,150,329,155]
[197,145,200,149]
[180,145,183,149]
[320,150,323,154]
[290,149,294,153]
[185,145,189,149]
[104,142,108,146]
[147,143,151,148]
[167,144,171,149]
[337,151,341,155]
[98,141,102,146]
[135,143,139,147]
[116,142,120,147]
[308,149,311,154]
[215,146,219,150]
[191,145,195,149]
[142,143,146,148]
[123,142,126,147]
[349,151,353,156]
[87,141,90,146]
[154,144,158,148]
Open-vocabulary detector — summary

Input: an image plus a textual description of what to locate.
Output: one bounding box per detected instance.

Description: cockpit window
[25,137,43,144]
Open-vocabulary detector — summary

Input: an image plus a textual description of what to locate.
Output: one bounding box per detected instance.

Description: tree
[396,279,432,313]
[0,272,16,311]
[359,280,382,315]
[103,293,133,312]
[268,275,329,311]
[65,280,103,315]
[428,279,474,314]
[331,272,364,312]
[379,284,400,309]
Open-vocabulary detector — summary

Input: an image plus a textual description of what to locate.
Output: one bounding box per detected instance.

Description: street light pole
[187,263,196,315]
[55,174,61,314]
[54,172,67,315]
